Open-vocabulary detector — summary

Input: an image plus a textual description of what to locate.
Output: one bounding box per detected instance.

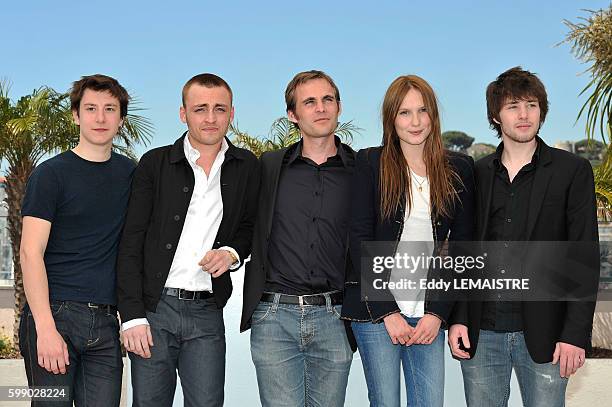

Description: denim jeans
[351,316,445,407]
[460,330,568,407]
[19,301,123,407]
[129,294,225,407]
[250,293,353,407]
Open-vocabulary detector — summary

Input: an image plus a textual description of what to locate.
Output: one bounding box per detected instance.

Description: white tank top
[390,169,433,317]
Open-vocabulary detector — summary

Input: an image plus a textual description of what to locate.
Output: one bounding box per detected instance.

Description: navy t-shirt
[21,150,136,305]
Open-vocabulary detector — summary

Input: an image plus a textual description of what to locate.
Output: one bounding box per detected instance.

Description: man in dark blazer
[241,70,354,407]
[448,67,599,407]
[116,73,259,407]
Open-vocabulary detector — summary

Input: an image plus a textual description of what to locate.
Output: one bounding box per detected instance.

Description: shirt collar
[287,135,350,167]
[183,134,229,167]
[493,137,541,170]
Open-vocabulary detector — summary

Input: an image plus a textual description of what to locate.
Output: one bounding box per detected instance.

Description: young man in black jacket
[448,67,599,407]
[117,73,259,407]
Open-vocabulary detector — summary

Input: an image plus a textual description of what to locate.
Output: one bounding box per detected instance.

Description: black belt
[86,302,116,314]
[54,301,116,314]
[260,291,343,306]
[163,287,214,301]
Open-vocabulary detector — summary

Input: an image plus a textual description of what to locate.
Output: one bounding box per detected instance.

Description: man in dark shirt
[241,70,354,407]
[448,67,599,407]
[19,74,136,406]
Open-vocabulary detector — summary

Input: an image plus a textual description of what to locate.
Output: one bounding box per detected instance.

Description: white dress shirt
[122,135,239,330]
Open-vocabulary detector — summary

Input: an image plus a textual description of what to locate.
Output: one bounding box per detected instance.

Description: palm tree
[230,117,361,157]
[563,6,612,355]
[563,6,612,143]
[563,6,612,215]
[0,83,153,350]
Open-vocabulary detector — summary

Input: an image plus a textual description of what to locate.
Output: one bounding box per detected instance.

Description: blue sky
[2,0,610,156]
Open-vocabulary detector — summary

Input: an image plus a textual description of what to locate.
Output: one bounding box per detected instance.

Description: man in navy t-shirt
[19,74,136,406]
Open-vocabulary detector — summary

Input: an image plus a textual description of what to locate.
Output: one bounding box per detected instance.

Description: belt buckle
[87,302,99,309]
[178,289,195,301]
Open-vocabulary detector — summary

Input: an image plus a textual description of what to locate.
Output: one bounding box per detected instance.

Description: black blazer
[451,138,599,363]
[341,146,476,325]
[240,140,355,332]
[117,133,259,323]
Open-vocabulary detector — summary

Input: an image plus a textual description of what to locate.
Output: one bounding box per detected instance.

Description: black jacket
[240,140,355,332]
[341,146,476,325]
[451,138,599,363]
[117,133,259,323]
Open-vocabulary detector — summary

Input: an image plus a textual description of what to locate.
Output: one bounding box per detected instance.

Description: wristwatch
[226,250,238,266]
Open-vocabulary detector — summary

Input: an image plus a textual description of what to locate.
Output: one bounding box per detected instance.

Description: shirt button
[183,186,189,193]
[510,192,514,197]
[506,218,512,223]
[156,272,162,278]
[165,243,172,250]
[500,269,506,274]
[174,215,180,221]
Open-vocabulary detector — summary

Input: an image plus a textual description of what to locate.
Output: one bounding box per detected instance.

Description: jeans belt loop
[298,296,304,308]
[325,293,332,312]
[272,293,281,312]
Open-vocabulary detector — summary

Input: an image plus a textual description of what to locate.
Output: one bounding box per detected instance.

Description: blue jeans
[460,330,568,407]
[19,301,123,407]
[250,293,353,407]
[130,294,225,407]
[351,316,445,407]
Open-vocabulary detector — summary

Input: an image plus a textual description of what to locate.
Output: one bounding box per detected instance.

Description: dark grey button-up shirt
[265,138,354,295]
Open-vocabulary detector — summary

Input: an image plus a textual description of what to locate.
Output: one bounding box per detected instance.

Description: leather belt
[86,302,116,313]
[260,291,343,306]
[163,287,214,301]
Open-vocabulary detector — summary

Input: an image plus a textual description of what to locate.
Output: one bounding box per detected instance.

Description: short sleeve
[21,163,61,222]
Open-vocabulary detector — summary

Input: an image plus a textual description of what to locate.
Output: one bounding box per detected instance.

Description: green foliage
[468,143,496,161]
[563,6,612,142]
[594,145,612,221]
[231,117,361,158]
[442,131,474,152]
[563,6,612,219]
[0,334,16,358]
[575,138,605,163]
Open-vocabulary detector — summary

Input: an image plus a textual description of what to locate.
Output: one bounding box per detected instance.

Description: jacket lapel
[525,143,553,240]
[264,147,290,239]
[479,159,496,241]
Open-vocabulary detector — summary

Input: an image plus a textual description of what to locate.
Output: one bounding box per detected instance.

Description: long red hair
[380,75,460,220]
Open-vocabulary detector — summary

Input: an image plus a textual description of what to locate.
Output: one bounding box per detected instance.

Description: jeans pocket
[49,302,64,316]
[251,303,273,325]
